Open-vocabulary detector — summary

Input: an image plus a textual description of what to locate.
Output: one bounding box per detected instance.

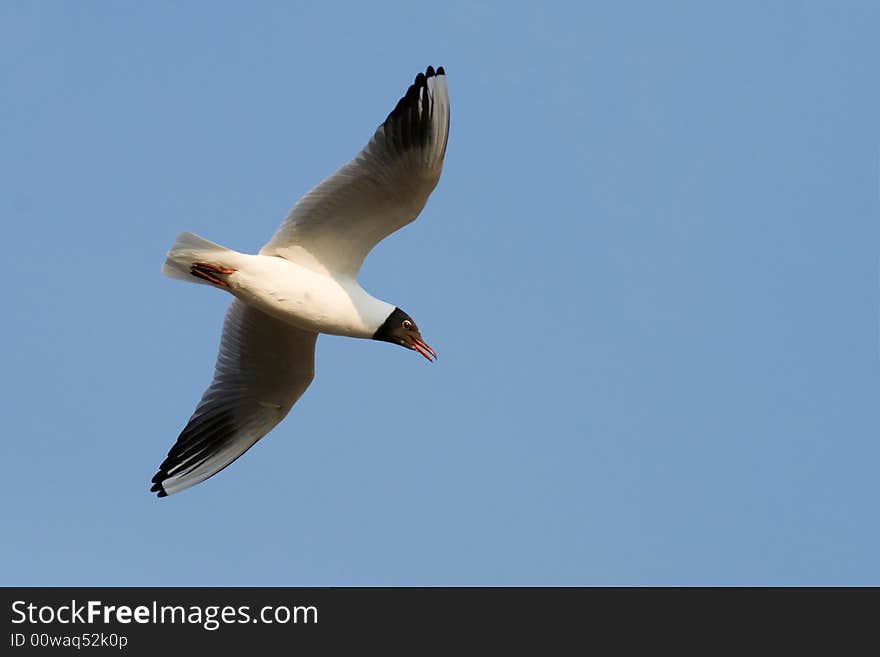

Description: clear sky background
[2,2,878,585]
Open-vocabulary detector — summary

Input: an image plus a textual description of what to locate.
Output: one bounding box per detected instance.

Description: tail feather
[162,231,235,286]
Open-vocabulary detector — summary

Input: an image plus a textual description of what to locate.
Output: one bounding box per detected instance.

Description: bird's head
[372,307,436,362]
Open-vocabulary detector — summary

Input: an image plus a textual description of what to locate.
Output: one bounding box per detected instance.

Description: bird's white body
[213,250,394,339]
[151,65,449,497]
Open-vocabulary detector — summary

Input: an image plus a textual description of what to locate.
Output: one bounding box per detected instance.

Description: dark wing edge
[260,65,450,277]
[150,301,317,497]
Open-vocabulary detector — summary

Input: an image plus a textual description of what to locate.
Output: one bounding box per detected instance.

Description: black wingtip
[382,65,442,151]
[437,66,445,76]
[150,478,167,497]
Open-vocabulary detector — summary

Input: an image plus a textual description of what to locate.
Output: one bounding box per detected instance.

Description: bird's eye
[402,320,413,330]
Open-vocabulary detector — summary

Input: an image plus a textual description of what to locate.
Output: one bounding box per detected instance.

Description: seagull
[150,65,449,497]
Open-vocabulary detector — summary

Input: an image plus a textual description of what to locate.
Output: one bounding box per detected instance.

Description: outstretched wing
[260,65,450,278]
[151,300,317,497]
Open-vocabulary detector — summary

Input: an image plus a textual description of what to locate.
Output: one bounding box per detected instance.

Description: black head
[373,307,436,362]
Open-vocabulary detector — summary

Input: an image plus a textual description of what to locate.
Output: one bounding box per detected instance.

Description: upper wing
[260,65,450,278]
[151,300,317,497]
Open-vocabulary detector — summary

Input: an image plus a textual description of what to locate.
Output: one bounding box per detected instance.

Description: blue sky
[2,2,878,585]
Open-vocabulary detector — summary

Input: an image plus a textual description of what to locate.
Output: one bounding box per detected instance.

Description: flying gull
[150,65,449,497]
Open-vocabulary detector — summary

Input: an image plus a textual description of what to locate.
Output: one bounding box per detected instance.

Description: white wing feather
[151,300,317,496]
[261,66,450,277]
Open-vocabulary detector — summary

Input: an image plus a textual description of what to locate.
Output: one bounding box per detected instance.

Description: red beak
[411,337,437,363]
